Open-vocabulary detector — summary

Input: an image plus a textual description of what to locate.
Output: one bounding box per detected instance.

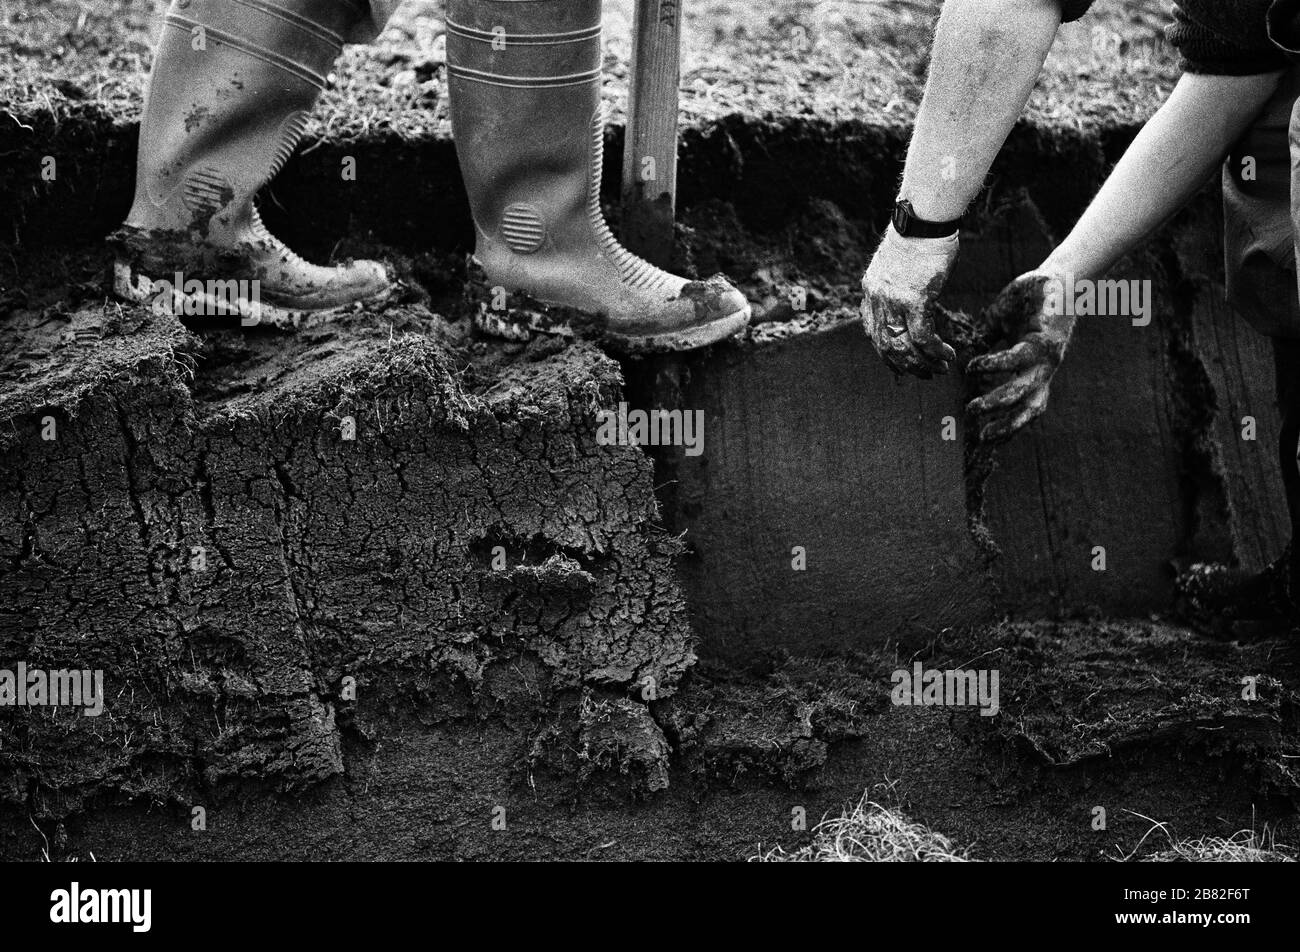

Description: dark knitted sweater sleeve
[1167,1,1290,75]
[1059,0,1095,23]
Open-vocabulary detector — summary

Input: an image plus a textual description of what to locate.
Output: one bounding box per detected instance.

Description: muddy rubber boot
[1174,545,1298,641]
[110,0,392,329]
[445,0,750,354]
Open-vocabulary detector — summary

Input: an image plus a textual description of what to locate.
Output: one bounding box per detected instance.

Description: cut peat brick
[632,195,1288,662]
[0,303,692,815]
[630,315,992,659]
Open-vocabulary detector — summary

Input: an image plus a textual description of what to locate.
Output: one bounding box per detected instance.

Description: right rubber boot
[1174,545,1298,641]
[445,0,751,354]
[110,0,392,329]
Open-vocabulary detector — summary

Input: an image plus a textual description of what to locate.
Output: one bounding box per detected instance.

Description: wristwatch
[891,199,961,239]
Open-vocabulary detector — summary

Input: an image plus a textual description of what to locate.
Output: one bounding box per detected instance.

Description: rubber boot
[1174,337,1300,640]
[445,0,751,354]
[111,0,392,329]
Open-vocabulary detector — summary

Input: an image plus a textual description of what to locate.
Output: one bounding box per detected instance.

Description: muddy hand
[966,271,1076,445]
[860,225,959,379]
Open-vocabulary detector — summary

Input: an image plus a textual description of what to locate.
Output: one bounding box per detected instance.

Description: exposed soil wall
[0,305,692,821]
[13,107,1282,669]
[2,0,1295,862]
[632,185,1285,662]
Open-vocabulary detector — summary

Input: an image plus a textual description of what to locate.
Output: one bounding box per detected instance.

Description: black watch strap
[891,199,961,239]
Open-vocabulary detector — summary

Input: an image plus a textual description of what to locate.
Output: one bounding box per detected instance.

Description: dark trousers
[1275,339,1300,575]
[1223,68,1300,580]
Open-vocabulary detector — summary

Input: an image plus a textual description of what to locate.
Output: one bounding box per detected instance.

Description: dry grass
[1140,829,1296,863]
[0,0,155,116]
[753,792,972,862]
[1117,811,1297,862]
[2,0,1177,132]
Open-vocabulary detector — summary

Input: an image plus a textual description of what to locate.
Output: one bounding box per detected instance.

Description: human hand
[860,225,959,379]
[966,271,1077,444]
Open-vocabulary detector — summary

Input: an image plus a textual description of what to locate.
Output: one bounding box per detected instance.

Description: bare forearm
[900,0,1063,221]
[1044,71,1285,280]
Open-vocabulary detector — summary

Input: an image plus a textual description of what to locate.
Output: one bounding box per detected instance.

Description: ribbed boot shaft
[446,0,673,296]
[127,0,364,236]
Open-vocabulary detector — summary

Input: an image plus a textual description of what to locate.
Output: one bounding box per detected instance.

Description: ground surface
[0,0,1176,133]
[3,1,1298,863]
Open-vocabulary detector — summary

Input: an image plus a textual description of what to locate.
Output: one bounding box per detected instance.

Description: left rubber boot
[110,0,393,329]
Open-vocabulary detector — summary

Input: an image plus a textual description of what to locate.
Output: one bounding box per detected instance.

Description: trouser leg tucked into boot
[111,0,392,329]
[445,0,751,354]
[1175,336,1300,639]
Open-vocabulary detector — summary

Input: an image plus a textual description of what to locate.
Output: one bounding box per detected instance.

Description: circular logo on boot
[500,203,547,255]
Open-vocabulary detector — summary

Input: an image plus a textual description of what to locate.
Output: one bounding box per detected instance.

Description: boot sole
[472,289,751,355]
[113,261,392,331]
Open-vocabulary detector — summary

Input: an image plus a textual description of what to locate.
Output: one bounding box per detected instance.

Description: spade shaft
[621,0,683,268]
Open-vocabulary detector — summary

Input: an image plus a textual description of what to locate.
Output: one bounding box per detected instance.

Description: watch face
[892,203,909,233]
